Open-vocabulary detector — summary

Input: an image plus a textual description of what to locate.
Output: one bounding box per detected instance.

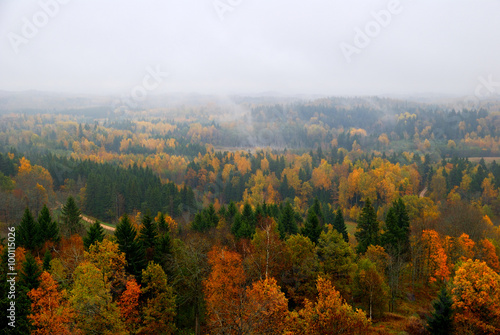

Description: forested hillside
[1,96,500,334]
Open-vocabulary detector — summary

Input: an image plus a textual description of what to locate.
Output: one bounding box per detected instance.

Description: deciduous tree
[287,277,370,334]
[28,271,74,335]
[452,259,500,334]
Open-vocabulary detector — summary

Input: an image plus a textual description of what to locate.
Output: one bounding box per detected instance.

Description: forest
[1,96,500,334]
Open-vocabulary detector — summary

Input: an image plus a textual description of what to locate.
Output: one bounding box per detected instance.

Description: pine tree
[139,214,158,249]
[83,220,105,250]
[157,212,168,233]
[355,199,380,254]
[19,253,42,291]
[381,199,410,258]
[60,196,83,237]
[302,209,322,244]
[140,214,158,262]
[393,198,410,257]
[37,204,60,244]
[426,287,454,335]
[15,253,42,334]
[231,213,243,237]
[205,204,219,228]
[191,212,207,232]
[334,208,349,243]
[43,249,52,271]
[115,214,146,279]
[17,207,40,250]
[310,198,324,226]
[278,201,297,239]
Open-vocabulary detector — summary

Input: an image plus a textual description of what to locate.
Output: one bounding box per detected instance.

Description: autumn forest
[1,95,500,334]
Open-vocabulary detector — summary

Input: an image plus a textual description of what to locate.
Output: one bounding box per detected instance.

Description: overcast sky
[1,0,499,97]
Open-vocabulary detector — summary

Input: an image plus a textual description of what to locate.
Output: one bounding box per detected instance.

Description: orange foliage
[287,277,370,334]
[477,239,500,272]
[203,246,246,334]
[28,271,74,335]
[244,277,289,335]
[421,230,450,283]
[452,259,500,334]
[118,279,141,333]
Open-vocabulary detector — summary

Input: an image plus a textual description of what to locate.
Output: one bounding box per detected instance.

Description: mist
[1,0,499,98]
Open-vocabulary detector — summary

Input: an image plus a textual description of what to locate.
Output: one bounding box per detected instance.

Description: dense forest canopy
[1,95,500,334]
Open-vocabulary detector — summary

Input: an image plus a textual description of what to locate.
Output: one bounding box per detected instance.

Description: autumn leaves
[203,246,370,335]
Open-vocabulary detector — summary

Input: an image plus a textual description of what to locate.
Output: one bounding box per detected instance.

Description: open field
[467,157,500,164]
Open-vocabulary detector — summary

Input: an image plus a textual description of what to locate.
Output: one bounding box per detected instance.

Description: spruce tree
[191,212,206,232]
[15,253,41,334]
[140,214,158,262]
[60,196,83,236]
[278,201,297,239]
[115,214,145,279]
[139,214,158,249]
[157,212,168,233]
[301,209,322,244]
[381,199,410,258]
[310,198,324,226]
[426,287,454,335]
[231,213,242,237]
[17,207,39,250]
[19,253,42,291]
[393,198,410,256]
[227,201,238,220]
[37,204,60,244]
[334,208,349,243]
[83,220,105,250]
[355,198,380,254]
[204,204,219,228]
[43,249,52,271]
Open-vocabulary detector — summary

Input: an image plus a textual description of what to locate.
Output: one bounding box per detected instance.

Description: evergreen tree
[426,287,454,335]
[238,203,256,238]
[278,202,297,239]
[236,219,253,239]
[241,203,255,227]
[355,199,380,254]
[139,214,158,249]
[231,213,242,237]
[60,196,83,237]
[393,198,410,257]
[301,210,322,244]
[204,204,219,228]
[381,199,410,258]
[19,253,42,291]
[191,212,207,232]
[43,249,52,271]
[140,214,158,262]
[334,208,349,243]
[83,220,105,250]
[115,214,146,279]
[17,207,40,250]
[227,201,238,220]
[14,253,42,334]
[157,212,168,233]
[310,198,324,226]
[37,204,60,244]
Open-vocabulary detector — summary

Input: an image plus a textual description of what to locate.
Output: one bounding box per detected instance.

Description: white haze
[0,0,499,98]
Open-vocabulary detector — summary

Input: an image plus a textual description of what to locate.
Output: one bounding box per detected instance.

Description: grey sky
[1,0,499,97]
